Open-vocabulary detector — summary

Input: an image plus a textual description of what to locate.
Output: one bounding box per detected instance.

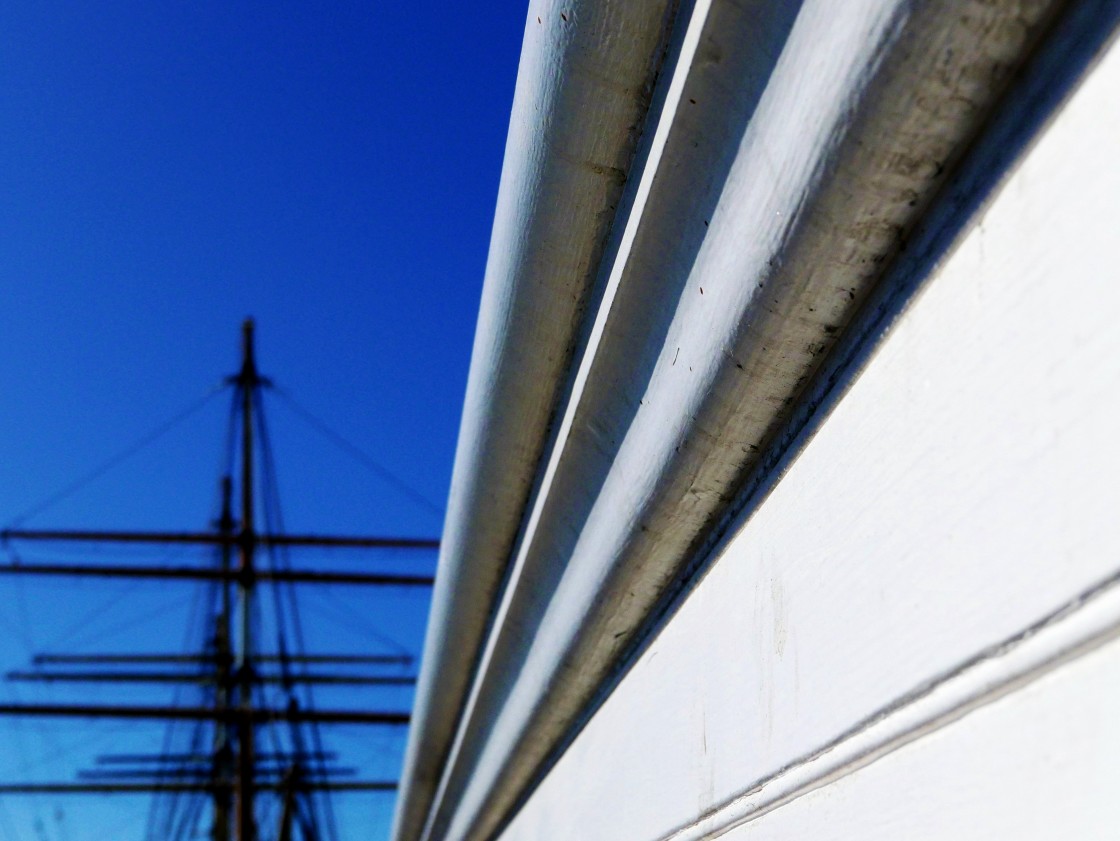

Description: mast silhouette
[236,319,259,841]
[0,319,437,841]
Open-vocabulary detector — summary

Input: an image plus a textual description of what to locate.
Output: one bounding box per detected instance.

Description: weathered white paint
[393,1,679,838]
[418,2,1078,839]
[498,30,1120,840]
[715,633,1120,841]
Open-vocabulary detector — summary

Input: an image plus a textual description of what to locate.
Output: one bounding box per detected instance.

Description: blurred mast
[0,320,438,841]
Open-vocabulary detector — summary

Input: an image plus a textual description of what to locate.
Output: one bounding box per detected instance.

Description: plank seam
[658,562,1120,841]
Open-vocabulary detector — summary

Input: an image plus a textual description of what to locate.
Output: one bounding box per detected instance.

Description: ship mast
[236,319,260,841]
[0,320,438,841]
[215,475,236,841]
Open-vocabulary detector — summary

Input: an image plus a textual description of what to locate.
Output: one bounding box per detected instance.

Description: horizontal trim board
[498,15,1120,838]
[667,567,1120,840]
[423,1,1111,839]
[713,631,1120,840]
[393,1,682,838]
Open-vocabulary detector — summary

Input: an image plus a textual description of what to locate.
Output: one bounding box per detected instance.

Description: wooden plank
[428,0,1118,836]
[499,23,1120,841]
[717,634,1120,841]
[397,0,683,835]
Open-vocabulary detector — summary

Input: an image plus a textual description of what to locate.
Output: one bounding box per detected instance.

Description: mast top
[227,317,270,390]
[239,318,259,387]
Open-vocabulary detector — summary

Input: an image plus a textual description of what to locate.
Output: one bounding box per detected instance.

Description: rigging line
[255,787,277,841]
[10,725,138,783]
[268,384,445,519]
[39,580,148,654]
[53,592,196,655]
[7,723,135,777]
[223,385,239,491]
[145,546,211,841]
[252,399,301,696]
[257,400,330,841]
[156,748,189,841]
[302,588,413,657]
[149,687,205,841]
[144,717,182,841]
[151,398,235,841]
[201,389,240,840]
[276,704,325,841]
[171,719,210,841]
[3,384,227,530]
[259,429,306,712]
[163,561,213,837]
[294,792,320,841]
[178,549,211,666]
[254,393,338,841]
[256,400,292,677]
[183,583,221,839]
[168,725,209,841]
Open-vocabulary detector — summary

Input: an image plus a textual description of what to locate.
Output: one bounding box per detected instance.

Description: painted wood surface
[498,26,1120,841]
[394,1,679,837]
[419,1,1105,838]
[717,633,1120,841]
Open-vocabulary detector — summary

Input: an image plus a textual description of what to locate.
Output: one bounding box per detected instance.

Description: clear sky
[0,2,525,838]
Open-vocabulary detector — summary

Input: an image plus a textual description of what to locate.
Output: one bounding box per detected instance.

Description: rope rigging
[0,321,437,841]
[269,386,444,520]
[3,385,227,530]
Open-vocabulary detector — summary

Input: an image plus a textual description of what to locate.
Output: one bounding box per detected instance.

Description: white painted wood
[394,2,678,838]
[715,634,1120,841]
[497,29,1120,841]
[423,1,1078,839]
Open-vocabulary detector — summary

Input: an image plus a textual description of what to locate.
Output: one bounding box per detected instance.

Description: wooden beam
[0,781,397,794]
[8,670,417,686]
[0,703,409,724]
[0,528,438,549]
[0,562,433,586]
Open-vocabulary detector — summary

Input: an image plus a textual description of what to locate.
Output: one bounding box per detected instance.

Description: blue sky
[0,2,525,838]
